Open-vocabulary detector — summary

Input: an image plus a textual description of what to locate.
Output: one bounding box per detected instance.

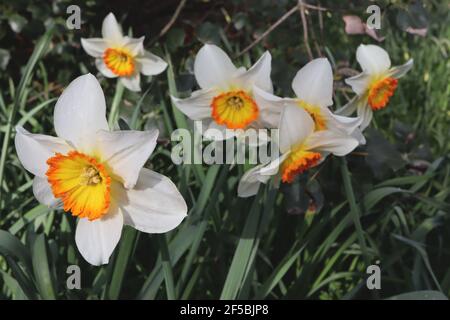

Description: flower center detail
[46,151,111,221]
[103,48,135,77]
[211,90,259,129]
[368,77,398,111]
[281,146,322,183]
[298,101,327,131]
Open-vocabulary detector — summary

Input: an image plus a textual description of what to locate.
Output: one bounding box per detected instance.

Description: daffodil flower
[15,74,187,265]
[238,105,358,198]
[255,58,362,137]
[171,44,279,140]
[337,44,413,130]
[81,12,167,92]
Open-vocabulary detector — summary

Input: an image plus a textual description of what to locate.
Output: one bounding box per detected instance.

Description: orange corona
[281,147,322,183]
[368,77,398,110]
[46,151,111,220]
[211,90,259,129]
[103,48,135,77]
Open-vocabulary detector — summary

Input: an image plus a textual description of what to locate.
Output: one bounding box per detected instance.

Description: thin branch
[237,5,299,57]
[298,0,313,60]
[236,2,328,58]
[149,0,187,46]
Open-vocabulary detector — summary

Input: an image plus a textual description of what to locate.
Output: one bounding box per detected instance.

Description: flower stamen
[211,90,259,129]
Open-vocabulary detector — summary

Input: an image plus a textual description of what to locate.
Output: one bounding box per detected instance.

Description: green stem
[158,234,177,300]
[340,158,370,265]
[108,81,125,128]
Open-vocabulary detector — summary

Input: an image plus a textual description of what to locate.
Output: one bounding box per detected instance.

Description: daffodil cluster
[172,43,412,197]
[14,12,412,266]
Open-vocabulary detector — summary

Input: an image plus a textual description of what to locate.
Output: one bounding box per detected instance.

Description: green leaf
[106,227,138,299]
[220,190,263,299]
[31,234,56,299]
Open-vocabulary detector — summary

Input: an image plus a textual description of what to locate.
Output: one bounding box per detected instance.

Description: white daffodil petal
[253,85,283,128]
[75,208,123,266]
[324,108,362,135]
[389,59,414,79]
[292,58,333,107]
[279,103,314,153]
[335,95,363,117]
[102,12,123,45]
[32,176,61,208]
[356,44,391,74]
[95,58,118,78]
[96,129,158,189]
[54,74,109,151]
[15,126,71,177]
[237,164,266,198]
[137,50,168,76]
[171,88,216,121]
[234,51,273,93]
[345,72,372,96]
[237,153,287,198]
[357,101,373,131]
[120,73,141,92]
[81,38,108,58]
[306,130,358,156]
[194,44,237,89]
[123,36,145,56]
[117,169,187,234]
[351,127,367,145]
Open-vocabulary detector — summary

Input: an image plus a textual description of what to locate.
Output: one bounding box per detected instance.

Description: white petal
[171,93,213,120]
[345,72,372,96]
[123,36,145,56]
[95,58,118,78]
[234,51,273,93]
[388,59,413,79]
[117,169,187,233]
[54,74,108,151]
[335,95,359,116]
[75,209,123,266]
[237,153,287,197]
[291,58,333,107]
[32,177,61,208]
[351,128,366,145]
[357,101,373,131]
[194,44,237,89]
[306,130,358,156]
[15,126,71,177]
[120,73,141,92]
[96,129,158,189]
[279,103,314,153]
[253,86,283,128]
[171,88,216,121]
[237,164,266,198]
[356,44,391,74]
[137,50,168,76]
[323,108,362,135]
[81,38,108,58]
[102,12,124,44]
